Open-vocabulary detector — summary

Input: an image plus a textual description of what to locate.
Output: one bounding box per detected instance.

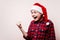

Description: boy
[16,3,56,40]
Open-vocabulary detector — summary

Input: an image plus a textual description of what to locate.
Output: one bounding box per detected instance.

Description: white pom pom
[46,22,50,25]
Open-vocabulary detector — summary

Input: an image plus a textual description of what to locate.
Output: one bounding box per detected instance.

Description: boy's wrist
[20,28,23,30]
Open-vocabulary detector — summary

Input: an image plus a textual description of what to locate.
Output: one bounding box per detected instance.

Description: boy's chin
[34,19,38,22]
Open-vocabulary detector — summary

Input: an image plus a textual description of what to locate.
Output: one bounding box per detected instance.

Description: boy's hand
[16,21,22,29]
[16,21,28,37]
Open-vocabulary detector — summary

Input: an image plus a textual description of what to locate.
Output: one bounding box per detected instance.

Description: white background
[0,0,60,40]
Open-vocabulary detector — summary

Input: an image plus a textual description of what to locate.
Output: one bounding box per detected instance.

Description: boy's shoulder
[46,19,54,26]
[47,19,53,23]
[30,19,54,24]
[30,20,35,24]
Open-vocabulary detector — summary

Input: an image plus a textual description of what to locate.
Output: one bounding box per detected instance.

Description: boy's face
[31,10,42,21]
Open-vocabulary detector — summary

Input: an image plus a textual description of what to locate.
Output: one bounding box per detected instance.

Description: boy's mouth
[34,16,37,19]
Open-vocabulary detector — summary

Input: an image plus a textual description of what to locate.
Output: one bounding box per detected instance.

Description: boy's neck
[38,17,43,22]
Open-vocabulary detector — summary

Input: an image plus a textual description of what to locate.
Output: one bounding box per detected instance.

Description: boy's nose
[32,13,35,17]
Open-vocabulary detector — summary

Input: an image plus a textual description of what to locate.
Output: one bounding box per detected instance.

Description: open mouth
[34,16,37,19]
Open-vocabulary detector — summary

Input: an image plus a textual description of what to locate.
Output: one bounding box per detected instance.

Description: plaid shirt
[23,20,56,40]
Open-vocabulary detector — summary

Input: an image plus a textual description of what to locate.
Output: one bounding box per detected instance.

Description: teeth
[34,16,37,19]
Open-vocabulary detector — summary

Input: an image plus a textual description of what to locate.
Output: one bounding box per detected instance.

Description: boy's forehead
[31,9,39,12]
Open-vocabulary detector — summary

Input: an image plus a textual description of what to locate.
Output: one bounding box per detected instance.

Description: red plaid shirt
[23,20,56,40]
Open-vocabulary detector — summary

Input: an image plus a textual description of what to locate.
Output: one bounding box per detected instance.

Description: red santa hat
[31,3,48,22]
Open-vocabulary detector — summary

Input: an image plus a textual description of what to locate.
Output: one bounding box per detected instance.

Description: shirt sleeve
[23,21,33,40]
[46,20,56,40]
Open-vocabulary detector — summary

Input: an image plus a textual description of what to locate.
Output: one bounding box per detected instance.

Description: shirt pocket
[39,28,45,33]
[39,24,47,32]
[30,27,35,32]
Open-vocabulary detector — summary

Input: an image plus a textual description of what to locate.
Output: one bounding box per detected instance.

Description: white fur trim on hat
[31,5,43,13]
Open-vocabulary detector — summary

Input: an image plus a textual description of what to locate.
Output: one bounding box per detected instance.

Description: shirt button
[42,29,44,31]
[37,24,39,26]
[34,36,37,38]
[35,29,38,32]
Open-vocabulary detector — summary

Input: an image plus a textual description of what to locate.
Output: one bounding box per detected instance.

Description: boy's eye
[31,10,39,14]
[31,12,37,14]
[33,11,37,14]
[34,11,37,13]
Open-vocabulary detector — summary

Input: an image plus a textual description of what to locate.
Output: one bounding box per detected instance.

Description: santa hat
[31,3,48,22]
